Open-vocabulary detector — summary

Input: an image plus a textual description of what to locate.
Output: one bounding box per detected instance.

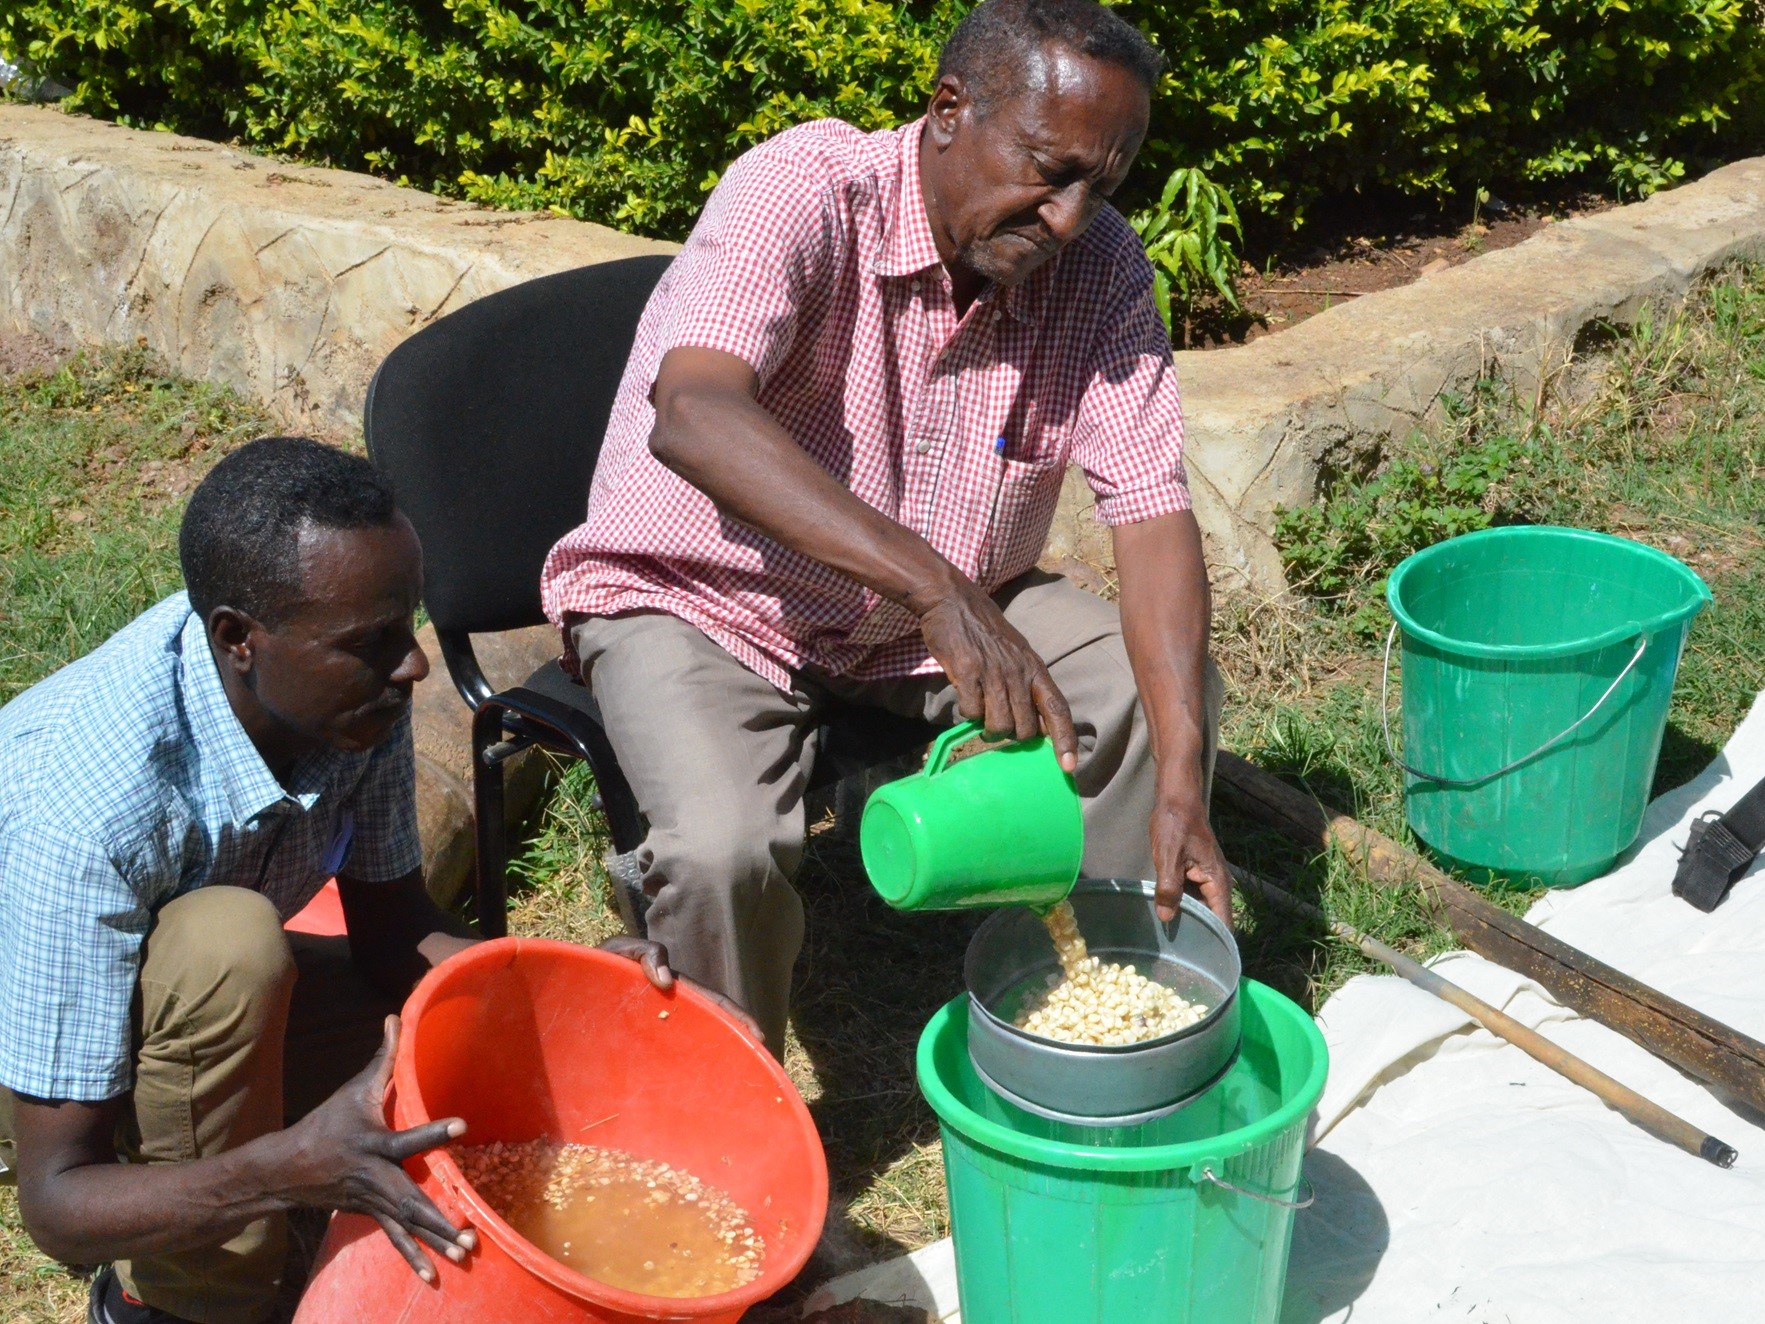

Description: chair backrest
[364,255,673,636]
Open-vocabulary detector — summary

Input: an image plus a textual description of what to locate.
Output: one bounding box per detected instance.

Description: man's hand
[279,1017,475,1282]
[1149,780,1233,925]
[912,574,1079,770]
[598,935,766,1043]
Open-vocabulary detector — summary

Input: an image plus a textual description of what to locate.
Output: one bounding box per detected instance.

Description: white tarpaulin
[819,692,1765,1323]
[1283,690,1765,1323]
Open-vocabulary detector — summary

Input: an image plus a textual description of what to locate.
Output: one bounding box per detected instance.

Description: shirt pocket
[982,453,1065,588]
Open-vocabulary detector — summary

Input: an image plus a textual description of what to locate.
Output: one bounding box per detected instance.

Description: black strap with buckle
[1673,775,1765,912]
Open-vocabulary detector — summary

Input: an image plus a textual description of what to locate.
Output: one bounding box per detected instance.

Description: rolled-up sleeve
[1067,257,1190,526]
[336,711,423,883]
[0,822,148,1101]
[656,141,839,388]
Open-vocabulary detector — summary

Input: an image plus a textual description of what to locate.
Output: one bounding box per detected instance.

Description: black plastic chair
[364,257,937,937]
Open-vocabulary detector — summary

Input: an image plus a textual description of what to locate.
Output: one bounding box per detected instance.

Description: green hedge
[5,0,1762,240]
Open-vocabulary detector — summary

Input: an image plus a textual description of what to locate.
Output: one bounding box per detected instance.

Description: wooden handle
[1217,749,1765,1114]
[1235,867,1738,1168]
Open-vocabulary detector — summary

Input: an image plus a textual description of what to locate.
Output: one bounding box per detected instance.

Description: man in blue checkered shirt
[0,438,706,1324]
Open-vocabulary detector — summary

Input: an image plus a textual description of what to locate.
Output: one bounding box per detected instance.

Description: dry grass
[0,1195,85,1324]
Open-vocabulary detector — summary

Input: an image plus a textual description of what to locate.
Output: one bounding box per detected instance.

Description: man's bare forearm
[1114,509,1233,922]
[19,1109,299,1265]
[20,1022,473,1282]
[339,870,476,1000]
[1113,511,1213,790]
[649,347,963,611]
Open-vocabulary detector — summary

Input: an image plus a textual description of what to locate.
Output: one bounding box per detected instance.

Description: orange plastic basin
[295,938,828,1323]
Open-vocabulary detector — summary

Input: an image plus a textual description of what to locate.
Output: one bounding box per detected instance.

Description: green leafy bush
[1144,0,1765,223]
[5,0,1761,242]
[1273,399,1548,629]
[1,0,957,237]
[1129,166,1243,337]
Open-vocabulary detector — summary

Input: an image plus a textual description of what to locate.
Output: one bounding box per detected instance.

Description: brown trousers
[572,569,1223,1057]
[0,886,396,1324]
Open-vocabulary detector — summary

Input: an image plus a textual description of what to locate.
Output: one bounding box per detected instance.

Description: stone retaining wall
[0,105,671,439]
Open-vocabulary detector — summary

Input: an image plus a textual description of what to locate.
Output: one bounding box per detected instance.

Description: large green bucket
[1387,526,1710,887]
[916,981,1327,1324]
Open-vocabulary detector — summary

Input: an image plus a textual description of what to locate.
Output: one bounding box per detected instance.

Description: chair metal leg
[471,702,510,939]
[463,682,650,937]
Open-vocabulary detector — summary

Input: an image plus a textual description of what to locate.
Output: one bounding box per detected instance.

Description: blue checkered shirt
[0,593,423,1101]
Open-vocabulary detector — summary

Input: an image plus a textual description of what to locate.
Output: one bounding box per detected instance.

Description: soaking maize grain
[454,1139,764,1297]
[1012,900,1209,1045]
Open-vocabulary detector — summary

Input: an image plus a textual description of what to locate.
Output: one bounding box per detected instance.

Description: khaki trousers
[0,886,396,1324]
[572,569,1223,1057]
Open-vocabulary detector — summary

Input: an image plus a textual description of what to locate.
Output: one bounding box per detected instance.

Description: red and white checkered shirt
[541,117,1189,691]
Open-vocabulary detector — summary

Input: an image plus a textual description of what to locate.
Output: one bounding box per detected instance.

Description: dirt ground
[1181,194,1615,349]
[0,328,66,381]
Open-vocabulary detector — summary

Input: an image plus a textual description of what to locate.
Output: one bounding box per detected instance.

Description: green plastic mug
[860,720,1084,912]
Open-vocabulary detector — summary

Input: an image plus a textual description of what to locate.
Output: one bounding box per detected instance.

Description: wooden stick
[1216,749,1765,1113]
[1233,867,1738,1168]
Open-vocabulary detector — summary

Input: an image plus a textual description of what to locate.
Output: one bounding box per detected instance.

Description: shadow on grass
[1215,800,1335,1013]
[785,803,977,1262]
[1652,718,1722,798]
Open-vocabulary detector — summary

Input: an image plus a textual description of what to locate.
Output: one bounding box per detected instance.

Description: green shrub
[2,0,957,236]
[5,0,1762,241]
[1129,165,1244,336]
[1273,397,1548,629]
[1143,0,1765,222]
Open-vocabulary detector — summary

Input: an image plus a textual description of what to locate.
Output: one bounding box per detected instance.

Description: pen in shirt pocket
[984,435,1010,578]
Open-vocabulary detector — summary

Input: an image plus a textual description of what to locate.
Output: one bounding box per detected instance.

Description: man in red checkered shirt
[543,0,1229,1055]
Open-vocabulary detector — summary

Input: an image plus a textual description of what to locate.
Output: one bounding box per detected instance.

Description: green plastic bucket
[917,981,1327,1324]
[1387,526,1710,887]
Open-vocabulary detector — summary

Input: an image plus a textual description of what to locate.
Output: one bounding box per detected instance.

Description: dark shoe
[87,1265,201,1324]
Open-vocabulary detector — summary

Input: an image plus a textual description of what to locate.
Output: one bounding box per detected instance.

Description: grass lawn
[0,261,1761,1317]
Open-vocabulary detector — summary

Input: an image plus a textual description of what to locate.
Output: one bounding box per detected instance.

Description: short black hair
[937,0,1165,112]
[179,435,400,624]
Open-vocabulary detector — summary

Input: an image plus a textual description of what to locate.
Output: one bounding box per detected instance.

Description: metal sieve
[964,878,1242,1126]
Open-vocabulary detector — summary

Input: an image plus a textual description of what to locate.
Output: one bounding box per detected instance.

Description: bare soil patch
[0,327,67,381]
[1182,194,1617,350]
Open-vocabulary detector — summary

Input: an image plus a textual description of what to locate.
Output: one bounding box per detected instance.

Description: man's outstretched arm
[15,1019,474,1281]
[1112,509,1232,924]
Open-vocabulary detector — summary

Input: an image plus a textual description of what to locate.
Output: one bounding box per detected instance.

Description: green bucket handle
[1380,622,1650,789]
